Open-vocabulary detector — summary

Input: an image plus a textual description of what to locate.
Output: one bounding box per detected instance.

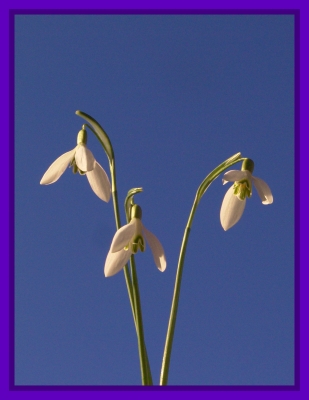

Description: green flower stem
[110,165,152,385]
[159,154,245,385]
[130,255,153,385]
[75,112,152,385]
[75,115,135,318]
[159,202,196,386]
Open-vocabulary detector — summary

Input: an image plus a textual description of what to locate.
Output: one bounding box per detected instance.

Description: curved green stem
[76,111,152,385]
[76,112,135,314]
[160,154,244,385]
[112,167,152,385]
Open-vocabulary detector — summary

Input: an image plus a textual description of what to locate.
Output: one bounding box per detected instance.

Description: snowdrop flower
[220,158,273,231]
[40,129,111,202]
[104,205,166,277]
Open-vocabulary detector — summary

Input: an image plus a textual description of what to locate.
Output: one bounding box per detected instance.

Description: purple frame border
[2,1,306,399]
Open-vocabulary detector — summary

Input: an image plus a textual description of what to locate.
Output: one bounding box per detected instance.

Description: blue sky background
[14,14,294,386]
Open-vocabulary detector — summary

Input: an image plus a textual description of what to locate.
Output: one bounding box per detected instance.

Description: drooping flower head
[40,128,111,202]
[220,158,273,230]
[104,204,166,277]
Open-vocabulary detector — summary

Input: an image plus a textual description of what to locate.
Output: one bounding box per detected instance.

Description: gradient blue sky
[14,12,295,387]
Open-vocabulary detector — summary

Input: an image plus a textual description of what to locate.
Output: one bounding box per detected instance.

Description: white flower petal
[86,162,111,202]
[40,147,76,185]
[220,186,246,230]
[104,248,132,277]
[222,170,251,185]
[143,225,166,272]
[252,176,273,204]
[75,144,95,172]
[110,219,137,253]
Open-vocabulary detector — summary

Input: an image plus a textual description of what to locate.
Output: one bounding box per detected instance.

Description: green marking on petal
[233,179,252,200]
[70,157,88,175]
[70,157,87,175]
[72,162,78,174]
[139,237,145,252]
[131,234,145,254]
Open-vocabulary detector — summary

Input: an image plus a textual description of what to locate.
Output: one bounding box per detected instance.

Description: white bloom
[104,217,166,277]
[220,169,273,231]
[40,143,111,202]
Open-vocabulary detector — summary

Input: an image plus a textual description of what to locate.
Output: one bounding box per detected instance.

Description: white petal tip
[104,267,114,278]
[262,196,273,205]
[220,219,232,231]
[39,176,55,185]
[159,263,167,272]
[143,226,167,272]
[251,176,273,205]
[104,191,111,203]
[39,148,77,185]
[104,248,132,278]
